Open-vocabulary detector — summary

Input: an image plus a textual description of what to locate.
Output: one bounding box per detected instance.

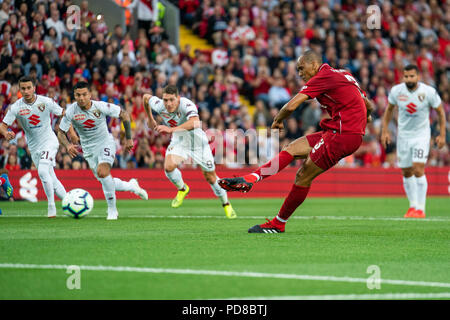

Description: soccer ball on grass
[62,188,94,218]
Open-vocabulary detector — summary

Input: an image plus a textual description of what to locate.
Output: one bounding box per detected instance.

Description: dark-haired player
[219,50,373,233]
[142,85,237,219]
[381,65,446,219]
[0,76,75,217]
[57,81,148,220]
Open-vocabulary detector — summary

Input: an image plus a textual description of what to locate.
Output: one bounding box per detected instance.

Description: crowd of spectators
[0,0,449,173]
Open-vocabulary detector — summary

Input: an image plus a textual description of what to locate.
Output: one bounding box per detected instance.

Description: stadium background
[0,0,448,200]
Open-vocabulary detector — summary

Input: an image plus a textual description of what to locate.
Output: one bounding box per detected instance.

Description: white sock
[114,178,134,192]
[210,179,228,205]
[415,175,428,211]
[38,163,55,207]
[49,166,66,200]
[403,176,418,209]
[99,175,116,211]
[165,169,185,190]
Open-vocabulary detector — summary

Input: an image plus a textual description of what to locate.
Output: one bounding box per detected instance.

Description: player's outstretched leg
[219,136,313,193]
[0,169,13,199]
[219,150,294,193]
[203,171,236,219]
[248,157,324,233]
[49,166,66,200]
[38,163,57,218]
[114,177,148,200]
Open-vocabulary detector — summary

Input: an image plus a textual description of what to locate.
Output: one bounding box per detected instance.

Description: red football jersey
[300,63,367,135]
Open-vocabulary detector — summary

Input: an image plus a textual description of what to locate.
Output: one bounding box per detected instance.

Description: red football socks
[244,151,294,183]
[277,184,310,221]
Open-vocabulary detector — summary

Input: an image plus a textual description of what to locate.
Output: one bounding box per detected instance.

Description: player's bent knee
[97,171,108,179]
[164,164,177,172]
[413,166,425,177]
[97,166,111,179]
[401,167,414,178]
[203,172,216,184]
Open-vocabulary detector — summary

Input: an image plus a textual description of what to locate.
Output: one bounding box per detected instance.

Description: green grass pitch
[0,197,449,300]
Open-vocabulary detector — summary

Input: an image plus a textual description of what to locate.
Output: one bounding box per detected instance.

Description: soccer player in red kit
[219,50,373,233]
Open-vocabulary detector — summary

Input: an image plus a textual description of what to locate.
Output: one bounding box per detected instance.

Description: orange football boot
[404,207,416,218]
[412,209,426,219]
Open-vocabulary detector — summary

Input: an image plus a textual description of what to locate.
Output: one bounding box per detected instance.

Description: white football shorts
[396,135,430,168]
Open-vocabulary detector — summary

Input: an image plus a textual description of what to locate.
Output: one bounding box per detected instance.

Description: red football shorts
[306,131,363,171]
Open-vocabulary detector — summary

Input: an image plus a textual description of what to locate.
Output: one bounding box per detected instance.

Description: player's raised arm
[142,93,158,130]
[381,103,396,149]
[119,109,134,153]
[435,104,447,148]
[272,93,309,129]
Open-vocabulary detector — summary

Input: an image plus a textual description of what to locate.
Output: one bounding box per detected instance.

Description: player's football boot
[218,177,253,193]
[0,173,13,199]
[404,207,417,218]
[171,184,190,208]
[48,204,56,218]
[223,202,237,219]
[248,218,285,233]
[107,209,118,220]
[130,178,148,200]
[412,209,426,219]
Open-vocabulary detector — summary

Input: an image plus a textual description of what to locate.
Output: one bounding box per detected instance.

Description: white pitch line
[2,214,450,222]
[0,263,449,289]
[220,292,450,300]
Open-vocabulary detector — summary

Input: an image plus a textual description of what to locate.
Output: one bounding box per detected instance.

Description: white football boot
[48,204,57,218]
[130,178,148,200]
[106,208,118,220]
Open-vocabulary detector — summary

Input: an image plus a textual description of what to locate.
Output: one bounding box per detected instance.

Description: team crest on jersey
[19,108,31,116]
[93,110,101,118]
[418,93,425,102]
[37,103,45,112]
[74,114,86,121]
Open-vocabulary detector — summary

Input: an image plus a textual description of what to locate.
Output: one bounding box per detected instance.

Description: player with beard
[381,65,446,218]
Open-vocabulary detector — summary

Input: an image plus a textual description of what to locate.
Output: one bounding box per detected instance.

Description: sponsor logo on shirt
[19,108,31,116]
[168,119,178,127]
[28,114,40,126]
[82,119,96,129]
[161,113,171,119]
[74,114,86,121]
[406,102,417,114]
[37,103,45,112]
[398,95,408,101]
